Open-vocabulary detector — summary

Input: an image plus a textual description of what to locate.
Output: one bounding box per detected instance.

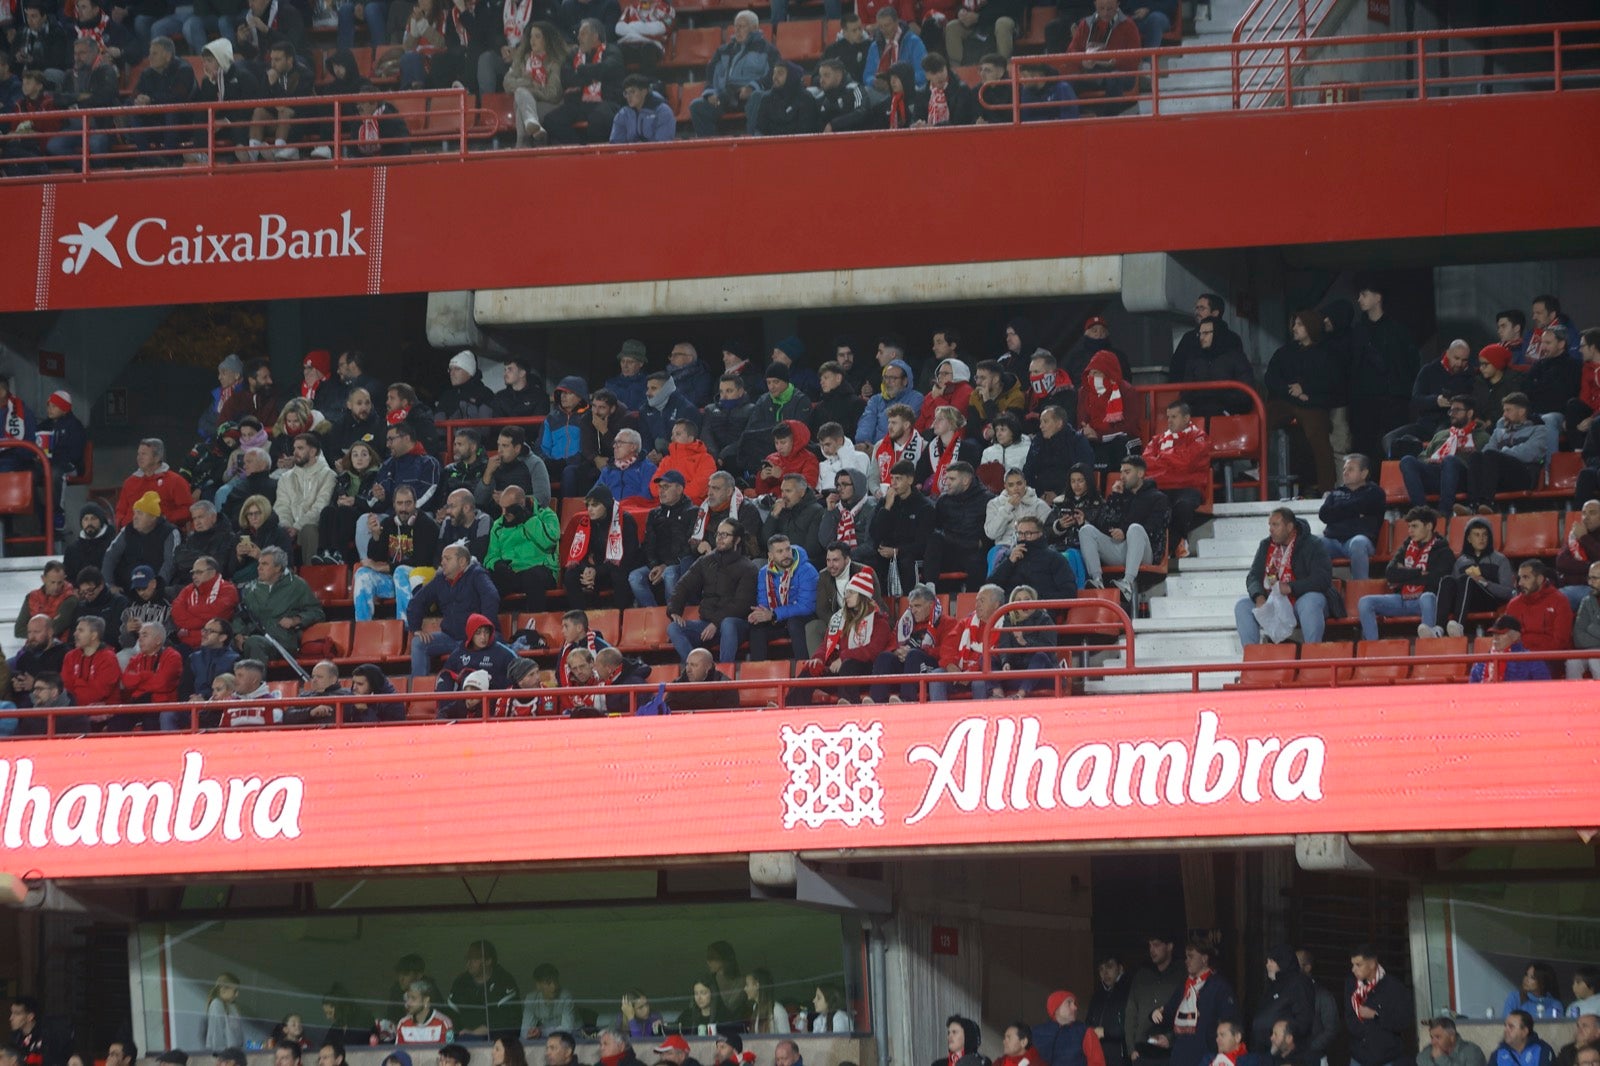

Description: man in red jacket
[62,615,123,731]
[1505,560,1573,653]
[122,621,183,726]
[1140,400,1211,558]
[114,438,195,528]
[170,555,241,648]
[1065,0,1141,105]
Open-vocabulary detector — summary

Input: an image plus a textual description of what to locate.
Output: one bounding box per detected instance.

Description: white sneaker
[311,4,338,27]
[274,144,300,161]
[1445,621,1465,638]
[1417,623,1442,639]
[309,145,333,160]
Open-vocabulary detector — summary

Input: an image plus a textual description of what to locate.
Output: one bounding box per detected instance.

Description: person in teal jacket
[540,376,590,487]
[484,485,560,613]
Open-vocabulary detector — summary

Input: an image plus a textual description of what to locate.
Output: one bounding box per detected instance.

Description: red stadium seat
[1537,451,1584,498]
[666,28,723,72]
[297,621,352,664]
[1502,511,1560,559]
[775,19,825,62]
[520,611,568,654]
[407,674,439,719]
[1378,460,1409,507]
[343,619,406,664]
[0,472,33,515]
[586,608,623,645]
[1404,636,1469,683]
[1349,638,1409,685]
[1074,588,1125,639]
[1224,642,1297,689]
[738,661,790,708]
[301,563,352,606]
[1294,641,1351,686]
[619,606,672,653]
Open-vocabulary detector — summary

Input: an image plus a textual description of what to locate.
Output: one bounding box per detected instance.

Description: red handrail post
[333,100,343,161]
[1553,28,1564,90]
[459,89,468,159]
[1282,43,1294,106]
[1011,62,1021,125]
[1416,37,1427,99]
[1151,51,1161,115]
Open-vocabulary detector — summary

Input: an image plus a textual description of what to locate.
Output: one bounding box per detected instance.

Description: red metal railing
[0,440,56,556]
[438,415,544,454]
[1231,0,1339,108]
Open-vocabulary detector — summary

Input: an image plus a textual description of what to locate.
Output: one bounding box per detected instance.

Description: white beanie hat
[461,669,491,692]
[449,350,477,376]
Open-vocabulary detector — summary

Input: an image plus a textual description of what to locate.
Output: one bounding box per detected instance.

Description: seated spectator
[124,35,194,164]
[435,351,495,423]
[545,18,623,145]
[1140,401,1211,557]
[180,618,239,716]
[117,566,173,653]
[1398,395,1487,511]
[598,429,656,506]
[553,609,612,689]
[102,492,181,595]
[1063,0,1139,103]
[861,7,926,93]
[668,519,758,663]
[928,582,1005,701]
[1566,327,1600,446]
[1046,463,1103,586]
[374,422,443,520]
[437,488,493,561]
[63,615,122,731]
[171,556,239,650]
[915,407,981,498]
[215,659,278,727]
[1265,310,1337,497]
[72,566,128,636]
[275,433,336,560]
[1470,616,1550,684]
[810,57,866,133]
[297,660,351,724]
[115,437,195,529]
[913,53,976,126]
[540,377,589,490]
[1569,561,1600,680]
[869,461,934,595]
[629,470,697,607]
[989,513,1075,601]
[1315,454,1384,580]
[666,343,714,408]
[807,542,868,655]
[503,21,567,147]
[190,40,260,159]
[668,648,737,712]
[917,357,975,436]
[748,534,818,660]
[761,473,826,561]
[834,60,917,130]
[221,358,281,428]
[818,469,877,558]
[1472,342,1525,427]
[611,72,675,142]
[868,583,957,703]
[1435,517,1514,639]
[639,370,697,458]
[799,567,891,704]
[968,359,1027,441]
[13,561,76,642]
[1015,61,1080,122]
[1522,323,1582,442]
[614,0,676,69]
[1,68,62,178]
[482,425,552,513]
[435,615,518,718]
[1078,457,1167,604]
[12,7,72,90]
[689,471,764,558]
[1528,294,1582,362]
[1504,561,1573,654]
[235,546,324,663]
[821,11,870,84]
[247,41,313,161]
[354,484,441,622]
[492,356,550,421]
[867,403,925,496]
[924,461,993,591]
[1024,351,1076,428]
[9,618,69,729]
[562,485,639,610]
[46,37,117,161]
[1022,405,1092,502]
[857,360,925,448]
[313,439,383,566]
[590,647,652,715]
[993,584,1061,697]
[752,61,818,136]
[737,363,813,482]
[324,386,383,463]
[1557,500,1600,611]
[689,11,777,137]
[484,485,560,612]
[981,413,1032,473]
[408,545,500,676]
[753,421,820,495]
[1385,340,1476,459]
[122,621,183,717]
[986,467,1050,569]
[1234,507,1339,646]
[232,493,293,585]
[492,658,546,718]
[440,429,489,507]
[721,339,765,397]
[1452,392,1554,516]
[1496,309,1528,364]
[701,373,755,472]
[215,442,276,523]
[1359,506,1453,640]
[817,420,874,495]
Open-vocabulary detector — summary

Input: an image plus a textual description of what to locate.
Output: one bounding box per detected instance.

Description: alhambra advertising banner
[0,684,1595,879]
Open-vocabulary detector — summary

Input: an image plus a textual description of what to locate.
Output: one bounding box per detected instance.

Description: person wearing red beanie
[302,350,332,405]
[1034,992,1106,1066]
[1471,344,1525,423]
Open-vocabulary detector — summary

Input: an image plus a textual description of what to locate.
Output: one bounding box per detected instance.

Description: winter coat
[230,512,292,585]
[175,515,241,581]
[63,644,122,707]
[485,506,560,577]
[504,44,564,101]
[654,440,717,503]
[739,385,813,478]
[1251,946,1315,1051]
[869,488,934,559]
[1556,517,1600,588]
[1244,518,1342,614]
[756,545,820,621]
[102,517,181,591]
[702,396,756,469]
[37,410,87,479]
[810,75,866,128]
[610,91,675,142]
[991,539,1077,600]
[856,360,926,443]
[861,27,927,88]
[1142,422,1212,494]
[74,586,129,636]
[669,548,758,627]
[641,496,697,567]
[562,42,625,105]
[1418,421,1491,462]
[237,571,325,652]
[1408,357,1478,431]
[753,420,821,493]
[377,450,443,512]
[932,481,993,550]
[1342,969,1412,1066]
[817,497,879,554]
[170,576,241,648]
[188,643,240,701]
[985,488,1051,546]
[1173,326,1259,418]
[1318,481,1386,544]
[639,377,702,454]
[1266,340,1336,409]
[1449,516,1513,601]
[762,490,826,562]
[1504,582,1574,652]
[64,502,115,582]
[274,453,336,529]
[1350,312,1418,401]
[122,646,183,706]
[910,73,978,126]
[1095,480,1171,559]
[115,464,195,527]
[1572,591,1600,651]
[599,458,657,502]
[407,560,501,642]
[540,378,590,462]
[753,62,819,135]
[1023,426,1094,496]
[1086,974,1132,1061]
[702,28,780,97]
[1160,972,1238,1066]
[1483,416,1556,470]
[967,378,1028,440]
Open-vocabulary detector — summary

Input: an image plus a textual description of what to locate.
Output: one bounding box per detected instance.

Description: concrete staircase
[1087,498,1325,694]
[0,554,57,660]
[1139,0,1258,115]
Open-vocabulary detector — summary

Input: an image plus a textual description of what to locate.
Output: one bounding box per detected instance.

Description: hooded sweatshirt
[856,358,926,443]
[541,376,590,462]
[1449,517,1514,604]
[916,358,975,434]
[653,438,717,503]
[753,420,820,494]
[1251,945,1315,1051]
[753,61,819,136]
[1079,350,1139,440]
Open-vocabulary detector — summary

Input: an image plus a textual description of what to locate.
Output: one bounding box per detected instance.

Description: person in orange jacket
[652,419,718,505]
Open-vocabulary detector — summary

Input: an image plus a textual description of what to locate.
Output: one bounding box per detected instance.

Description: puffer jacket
[540,377,590,462]
[668,547,758,627]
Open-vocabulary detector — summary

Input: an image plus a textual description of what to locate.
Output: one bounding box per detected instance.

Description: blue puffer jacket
[756,545,819,622]
[540,376,589,462]
[599,457,658,502]
[610,92,675,143]
[1469,643,1551,683]
[406,561,502,642]
[702,30,780,97]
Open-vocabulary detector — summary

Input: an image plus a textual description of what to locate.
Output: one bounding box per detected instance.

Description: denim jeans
[47,122,110,162]
[182,12,241,54]
[338,0,389,48]
[1134,9,1169,48]
[1399,454,1462,510]
[1357,591,1437,641]
[1317,534,1374,580]
[1234,591,1329,644]
[928,677,992,701]
[410,629,457,676]
[627,561,687,608]
[669,617,749,663]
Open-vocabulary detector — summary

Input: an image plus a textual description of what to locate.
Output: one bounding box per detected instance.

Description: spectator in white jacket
[984,466,1051,571]
[980,413,1032,471]
[274,434,337,561]
[817,421,876,495]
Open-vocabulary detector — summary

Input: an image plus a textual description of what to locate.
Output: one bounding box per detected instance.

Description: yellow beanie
[133,491,162,518]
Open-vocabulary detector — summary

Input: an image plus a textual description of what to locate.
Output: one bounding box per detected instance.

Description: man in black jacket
[1087,955,1132,1066]
[102,495,181,594]
[128,36,196,161]
[913,54,977,127]
[1233,508,1340,646]
[1384,339,1477,459]
[821,12,871,84]
[491,357,550,420]
[544,18,624,145]
[71,566,129,635]
[668,519,759,663]
[1025,405,1095,502]
[668,648,738,711]
[811,58,866,132]
[1175,316,1258,419]
[924,462,993,591]
[762,475,825,562]
[1316,454,1385,580]
[988,515,1075,601]
[629,471,697,607]
[867,461,934,595]
[1079,457,1168,605]
[701,374,756,471]
[1344,945,1411,1066]
[1349,279,1419,460]
[249,40,313,159]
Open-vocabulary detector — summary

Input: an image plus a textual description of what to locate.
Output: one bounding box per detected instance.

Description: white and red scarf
[876,28,899,76]
[1350,964,1386,1017]
[357,115,382,153]
[1090,371,1125,430]
[693,487,744,541]
[1568,523,1590,563]
[241,0,279,48]
[926,83,948,125]
[1029,369,1069,399]
[565,506,625,566]
[874,429,924,489]
[503,0,534,46]
[1,395,26,443]
[75,11,110,45]
[765,561,798,609]
[1265,534,1296,598]
[834,494,868,549]
[811,606,877,669]
[447,0,475,47]
[300,378,320,403]
[1174,969,1211,1035]
[557,631,606,686]
[1433,419,1478,460]
[1398,537,1434,598]
[896,599,943,650]
[953,610,985,670]
[924,432,959,496]
[575,44,605,102]
[523,49,547,85]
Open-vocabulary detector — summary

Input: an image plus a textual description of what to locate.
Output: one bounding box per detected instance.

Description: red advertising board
[0,685,1594,880]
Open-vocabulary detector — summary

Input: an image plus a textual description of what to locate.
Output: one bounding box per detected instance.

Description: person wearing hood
[116,438,196,529]
[540,376,590,485]
[1265,310,1338,497]
[738,363,813,480]
[819,470,878,557]
[753,419,820,494]
[923,460,993,591]
[1384,339,1477,459]
[435,613,519,717]
[817,420,875,495]
[856,359,925,445]
[1080,349,1142,469]
[999,317,1040,377]
[987,465,1051,566]
[1035,993,1105,1066]
[103,492,182,595]
[64,501,115,583]
[640,371,702,459]
[610,72,675,141]
[562,485,640,609]
[762,473,826,561]
[408,544,501,675]
[653,419,717,503]
[485,484,560,612]
[630,470,698,606]
[918,357,975,435]
[1434,516,1514,639]
[665,343,714,408]
[1251,948,1315,1058]
[752,60,818,136]
[1234,508,1340,645]
[192,38,261,156]
[769,335,822,398]
[1176,311,1257,419]
[748,535,818,660]
[690,10,778,136]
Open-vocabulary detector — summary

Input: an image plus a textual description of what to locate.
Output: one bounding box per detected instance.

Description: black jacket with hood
[1251,945,1316,1051]
[63,502,115,582]
[1245,517,1345,616]
[754,61,819,135]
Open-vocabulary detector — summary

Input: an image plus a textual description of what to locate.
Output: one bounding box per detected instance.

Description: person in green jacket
[236,546,326,663]
[484,485,560,613]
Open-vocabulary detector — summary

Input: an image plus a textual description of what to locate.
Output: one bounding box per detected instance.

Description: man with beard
[63,502,114,580]
[325,386,385,463]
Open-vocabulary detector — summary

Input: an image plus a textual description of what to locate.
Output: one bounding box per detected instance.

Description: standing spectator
[235,546,324,663]
[1316,455,1384,580]
[1348,279,1419,460]
[1384,340,1476,459]
[690,9,777,136]
[354,484,441,622]
[668,519,758,664]
[62,615,122,728]
[1175,317,1257,419]
[12,561,77,642]
[1397,395,1487,510]
[561,485,638,609]
[475,0,539,97]
[1344,945,1412,1066]
[611,72,675,141]
[1435,518,1514,639]
[922,461,992,590]
[1264,310,1337,497]
[1088,957,1132,1066]
[1035,993,1106,1066]
[1234,508,1338,646]
[1252,947,1314,1057]
[1170,294,1238,390]
[115,438,195,528]
[1452,392,1554,516]
[1296,951,1339,1066]
[1140,401,1211,558]
[1151,941,1237,1066]
[544,18,623,144]
[868,460,934,595]
[748,534,817,660]
[170,556,240,649]
[1503,561,1573,654]
[629,470,697,607]
[1078,457,1168,606]
[126,34,196,160]
[485,484,560,611]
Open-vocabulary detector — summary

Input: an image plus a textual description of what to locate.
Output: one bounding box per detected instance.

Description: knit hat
[218,353,244,375]
[461,669,492,691]
[1478,343,1513,371]
[1084,315,1107,331]
[714,1032,743,1054]
[1046,990,1076,1019]
[764,362,791,382]
[618,339,648,365]
[130,565,158,590]
[133,491,162,518]
[507,658,540,685]
[775,335,805,361]
[47,389,72,413]
[847,569,876,599]
[383,1053,413,1066]
[654,1037,691,1055]
[449,350,477,376]
[303,350,331,377]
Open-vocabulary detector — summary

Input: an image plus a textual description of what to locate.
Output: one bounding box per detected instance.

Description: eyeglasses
[1017,530,1043,540]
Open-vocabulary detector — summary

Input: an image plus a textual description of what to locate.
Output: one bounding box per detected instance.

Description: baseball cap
[1488,614,1522,634]
[654,1037,690,1055]
[654,470,687,486]
[130,565,158,590]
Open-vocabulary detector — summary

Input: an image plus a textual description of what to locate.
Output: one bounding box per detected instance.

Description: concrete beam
[1294,833,1374,872]
[472,256,1123,326]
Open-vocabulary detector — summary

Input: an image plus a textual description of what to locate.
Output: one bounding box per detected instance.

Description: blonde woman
[205,972,245,1051]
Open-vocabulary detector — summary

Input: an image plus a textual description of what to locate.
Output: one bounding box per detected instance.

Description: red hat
[47,390,72,413]
[653,1037,690,1055]
[1046,990,1076,1018]
[847,569,877,599]
[1084,316,1107,331]
[303,349,331,376]
[1478,343,1512,371]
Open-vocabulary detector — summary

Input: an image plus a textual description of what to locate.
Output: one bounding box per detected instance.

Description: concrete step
[1089,670,1233,694]
[1131,629,1240,661]
[1148,593,1241,621]
[1209,499,1321,519]
[1159,571,1251,598]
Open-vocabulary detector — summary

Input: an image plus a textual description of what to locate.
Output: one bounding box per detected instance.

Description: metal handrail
[0,439,56,556]
[436,415,545,454]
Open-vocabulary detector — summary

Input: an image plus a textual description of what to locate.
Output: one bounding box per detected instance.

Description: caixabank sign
[0,684,1594,880]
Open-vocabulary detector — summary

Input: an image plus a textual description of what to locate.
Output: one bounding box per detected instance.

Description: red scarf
[1265,534,1296,600]
[925,432,959,497]
[888,90,907,129]
[1174,969,1211,1034]
[926,83,948,125]
[386,405,411,425]
[565,507,624,566]
[765,561,797,608]
[1029,369,1069,399]
[448,0,474,47]
[503,0,533,45]
[834,494,867,549]
[557,631,605,686]
[1398,536,1434,598]
[876,28,899,75]
[1568,522,1590,563]
[953,610,985,670]
[576,44,605,102]
[693,487,744,541]
[358,116,381,153]
[1090,371,1124,429]
[300,379,320,403]
[1350,964,1386,1017]
[874,430,924,488]
[523,49,547,85]
[1434,419,1477,459]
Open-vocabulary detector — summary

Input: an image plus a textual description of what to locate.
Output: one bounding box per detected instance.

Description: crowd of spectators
[0,0,1168,168]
